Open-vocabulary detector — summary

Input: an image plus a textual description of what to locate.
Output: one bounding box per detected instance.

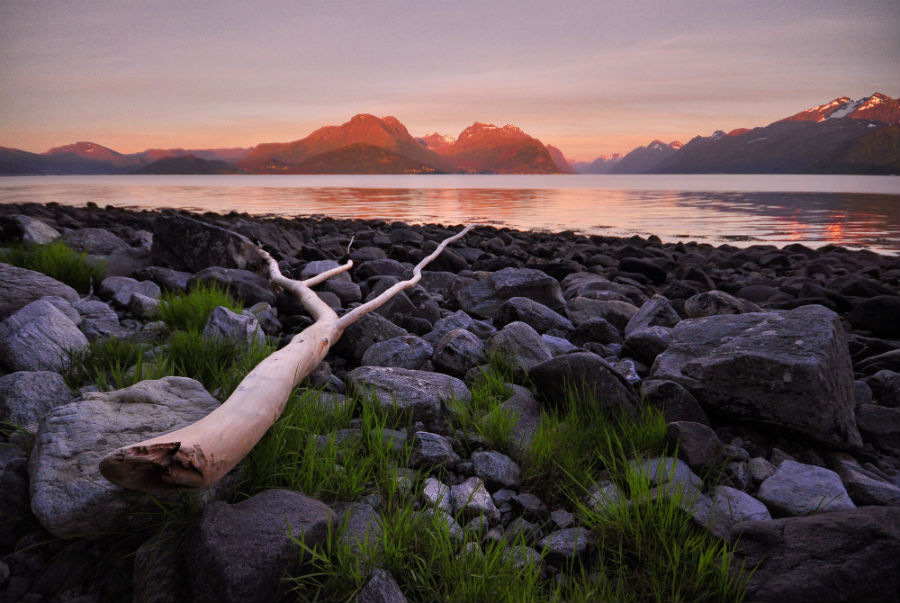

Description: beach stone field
[1,202,899,603]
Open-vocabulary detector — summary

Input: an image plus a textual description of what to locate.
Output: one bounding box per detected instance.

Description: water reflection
[0,176,897,254]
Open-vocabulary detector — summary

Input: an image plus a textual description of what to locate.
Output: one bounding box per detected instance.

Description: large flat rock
[650,305,861,449]
[0,263,79,319]
[28,377,220,538]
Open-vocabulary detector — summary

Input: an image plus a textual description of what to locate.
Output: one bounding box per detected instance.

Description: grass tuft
[156,281,243,332]
[0,240,106,293]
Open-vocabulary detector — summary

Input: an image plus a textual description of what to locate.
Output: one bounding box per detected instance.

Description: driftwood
[99,225,472,491]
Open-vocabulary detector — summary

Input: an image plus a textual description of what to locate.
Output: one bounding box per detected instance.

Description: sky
[1,0,898,161]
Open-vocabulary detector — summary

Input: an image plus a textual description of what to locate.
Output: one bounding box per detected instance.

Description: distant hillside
[611,140,682,174]
[135,154,234,175]
[434,123,560,174]
[281,143,442,174]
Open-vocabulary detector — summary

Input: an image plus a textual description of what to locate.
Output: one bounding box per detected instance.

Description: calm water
[1,174,898,254]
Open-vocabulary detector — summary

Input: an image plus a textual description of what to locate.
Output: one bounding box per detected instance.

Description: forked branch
[99,225,472,491]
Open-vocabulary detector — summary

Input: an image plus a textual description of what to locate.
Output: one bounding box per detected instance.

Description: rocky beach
[1,201,899,603]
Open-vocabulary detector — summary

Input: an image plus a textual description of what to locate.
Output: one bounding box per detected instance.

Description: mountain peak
[46,141,122,157]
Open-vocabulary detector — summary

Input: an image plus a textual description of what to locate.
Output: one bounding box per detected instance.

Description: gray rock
[128,292,160,318]
[586,480,628,513]
[62,227,130,255]
[424,310,496,346]
[684,290,761,318]
[830,454,900,506]
[0,263,79,319]
[422,477,452,512]
[0,371,74,433]
[505,517,542,545]
[458,268,565,319]
[550,509,574,529]
[73,299,125,340]
[611,358,641,386]
[541,334,579,356]
[625,294,681,337]
[855,404,900,451]
[41,294,81,324]
[357,568,407,603]
[450,476,500,523]
[0,214,61,245]
[485,321,553,373]
[151,213,263,273]
[628,456,703,493]
[245,302,282,336]
[410,432,460,470]
[512,492,549,519]
[188,266,275,306]
[202,305,266,347]
[347,366,471,427]
[361,335,433,370]
[499,385,543,453]
[700,486,771,538]
[0,298,88,372]
[665,421,724,473]
[565,297,638,331]
[337,313,408,363]
[133,529,189,603]
[187,489,335,603]
[864,370,900,408]
[134,266,192,292]
[640,379,710,425]
[757,460,855,516]
[301,259,352,283]
[747,457,777,488]
[570,317,623,346]
[336,502,383,565]
[650,305,861,449]
[471,450,521,490]
[99,276,161,307]
[495,297,574,336]
[432,329,485,376]
[537,527,592,566]
[501,545,544,570]
[623,326,672,365]
[28,377,220,538]
[731,507,900,603]
[529,352,639,415]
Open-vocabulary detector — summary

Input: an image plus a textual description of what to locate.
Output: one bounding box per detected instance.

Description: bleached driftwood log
[100,225,472,491]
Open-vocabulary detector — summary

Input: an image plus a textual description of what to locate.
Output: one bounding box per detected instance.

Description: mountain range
[1,93,897,175]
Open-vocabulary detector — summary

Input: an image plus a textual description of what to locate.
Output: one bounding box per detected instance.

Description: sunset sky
[1,0,898,161]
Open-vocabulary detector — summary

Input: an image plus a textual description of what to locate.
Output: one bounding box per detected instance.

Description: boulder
[484,321,553,373]
[151,213,262,272]
[624,294,681,337]
[640,379,710,425]
[757,460,855,516]
[410,431,460,470]
[450,477,500,523]
[565,297,638,331]
[347,366,471,427]
[684,290,761,318]
[335,502,383,565]
[628,456,703,493]
[495,297,573,336]
[847,295,900,338]
[570,317,623,346]
[619,257,666,284]
[422,477,452,513]
[28,377,221,538]
[665,421,724,473]
[0,298,88,372]
[623,326,672,365]
[731,507,900,603]
[62,227,130,255]
[0,263,79,319]
[700,486,771,538]
[424,310,495,346]
[499,385,543,453]
[458,268,565,318]
[360,335,433,370]
[133,529,189,603]
[864,370,900,408]
[471,451,521,490]
[134,266,192,292]
[99,276,161,307]
[650,305,861,449]
[202,306,266,347]
[300,259,352,282]
[855,404,900,451]
[0,371,74,433]
[830,454,900,506]
[357,568,407,603]
[0,214,61,245]
[529,352,639,415]
[187,489,335,603]
[432,329,485,376]
[187,266,275,306]
[537,527,593,567]
[73,299,125,340]
[336,313,408,363]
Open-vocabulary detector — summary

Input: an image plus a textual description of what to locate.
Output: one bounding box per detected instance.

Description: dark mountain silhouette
[272,143,442,174]
[546,144,574,173]
[572,154,623,174]
[134,154,234,174]
[610,140,683,173]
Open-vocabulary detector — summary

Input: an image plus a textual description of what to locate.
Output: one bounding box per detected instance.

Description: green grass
[63,337,164,391]
[448,351,519,453]
[156,281,243,332]
[0,239,106,292]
